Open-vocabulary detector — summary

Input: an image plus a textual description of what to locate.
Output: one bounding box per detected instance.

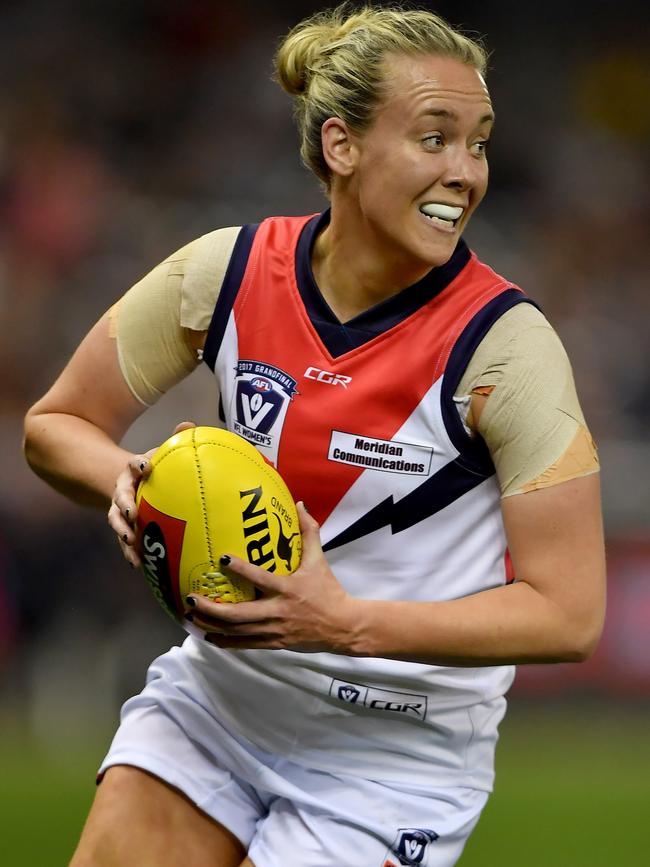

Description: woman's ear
[321,117,358,179]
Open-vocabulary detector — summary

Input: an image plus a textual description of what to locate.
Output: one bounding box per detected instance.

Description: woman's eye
[423,134,443,149]
[473,140,490,155]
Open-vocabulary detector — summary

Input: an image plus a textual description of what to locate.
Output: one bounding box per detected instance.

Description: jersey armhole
[202,222,260,371]
[441,288,541,475]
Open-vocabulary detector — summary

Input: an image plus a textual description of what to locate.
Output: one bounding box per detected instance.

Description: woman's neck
[311,206,433,323]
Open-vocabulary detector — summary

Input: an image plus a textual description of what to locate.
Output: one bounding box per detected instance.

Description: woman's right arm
[23,310,205,567]
[24,227,237,565]
[23,310,146,510]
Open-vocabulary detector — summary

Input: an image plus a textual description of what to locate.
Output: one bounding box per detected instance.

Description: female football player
[24,5,605,866]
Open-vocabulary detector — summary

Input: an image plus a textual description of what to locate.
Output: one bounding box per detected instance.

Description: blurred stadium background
[1,1,649,864]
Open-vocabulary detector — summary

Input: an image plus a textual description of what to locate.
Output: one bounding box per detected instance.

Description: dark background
[0,2,648,864]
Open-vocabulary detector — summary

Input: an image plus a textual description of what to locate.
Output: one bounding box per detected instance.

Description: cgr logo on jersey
[231,360,298,461]
[304,366,352,388]
[381,829,440,867]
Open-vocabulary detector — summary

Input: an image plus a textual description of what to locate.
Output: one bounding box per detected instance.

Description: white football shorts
[99,647,489,867]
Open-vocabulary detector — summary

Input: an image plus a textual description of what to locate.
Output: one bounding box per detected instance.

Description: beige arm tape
[109,227,240,406]
[456,304,599,497]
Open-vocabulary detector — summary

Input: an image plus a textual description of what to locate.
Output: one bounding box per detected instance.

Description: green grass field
[1,704,648,866]
[460,704,650,866]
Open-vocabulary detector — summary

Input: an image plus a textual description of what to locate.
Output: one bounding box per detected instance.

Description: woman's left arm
[187,472,606,664]
[346,471,606,664]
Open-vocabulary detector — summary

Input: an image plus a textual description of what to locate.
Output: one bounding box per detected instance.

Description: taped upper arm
[110,256,198,407]
[456,304,599,496]
[111,227,240,406]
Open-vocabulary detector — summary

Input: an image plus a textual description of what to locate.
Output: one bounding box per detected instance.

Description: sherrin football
[135,426,302,629]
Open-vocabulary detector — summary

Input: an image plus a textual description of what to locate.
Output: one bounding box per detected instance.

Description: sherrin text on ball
[135,426,301,628]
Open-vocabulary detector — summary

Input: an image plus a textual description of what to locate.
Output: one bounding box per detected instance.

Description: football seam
[152,441,294,500]
[192,430,216,569]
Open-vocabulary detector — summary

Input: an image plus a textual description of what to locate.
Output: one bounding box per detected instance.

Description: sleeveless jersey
[183,211,533,790]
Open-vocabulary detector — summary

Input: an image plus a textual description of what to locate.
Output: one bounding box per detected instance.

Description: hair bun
[275,17,338,96]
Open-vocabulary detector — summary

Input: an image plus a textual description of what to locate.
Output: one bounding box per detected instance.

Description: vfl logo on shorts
[329,679,427,720]
[231,360,298,462]
[337,684,361,703]
[382,829,440,866]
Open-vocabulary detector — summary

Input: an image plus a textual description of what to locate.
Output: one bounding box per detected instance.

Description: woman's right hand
[108,421,196,568]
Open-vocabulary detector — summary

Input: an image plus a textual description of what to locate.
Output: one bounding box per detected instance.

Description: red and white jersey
[186,211,533,790]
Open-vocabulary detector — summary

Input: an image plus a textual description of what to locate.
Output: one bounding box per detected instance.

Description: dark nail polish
[185,595,197,607]
[125,508,130,518]
[122,533,128,542]
[219,554,231,566]
[185,612,194,623]
[139,461,146,471]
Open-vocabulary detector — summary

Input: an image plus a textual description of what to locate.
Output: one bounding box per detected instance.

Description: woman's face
[347,53,494,270]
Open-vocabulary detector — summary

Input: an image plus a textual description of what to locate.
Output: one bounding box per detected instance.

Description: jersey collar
[295,209,471,358]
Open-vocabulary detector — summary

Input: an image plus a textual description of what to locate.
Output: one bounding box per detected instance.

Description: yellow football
[135,426,301,628]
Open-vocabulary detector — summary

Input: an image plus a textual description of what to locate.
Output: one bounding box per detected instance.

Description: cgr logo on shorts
[329,679,427,720]
[382,828,440,867]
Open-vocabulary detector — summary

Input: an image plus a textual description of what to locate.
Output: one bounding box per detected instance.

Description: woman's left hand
[185,502,364,654]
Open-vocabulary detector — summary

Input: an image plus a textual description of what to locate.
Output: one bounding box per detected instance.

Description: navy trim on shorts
[202,223,260,371]
[295,210,472,359]
[441,288,541,476]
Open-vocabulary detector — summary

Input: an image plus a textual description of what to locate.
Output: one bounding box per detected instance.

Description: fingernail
[122,533,128,542]
[125,508,130,518]
[129,562,135,569]
[139,462,146,471]
[185,612,194,623]
[219,554,231,566]
[185,595,197,607]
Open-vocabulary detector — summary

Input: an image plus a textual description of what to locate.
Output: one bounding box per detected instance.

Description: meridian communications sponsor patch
[328,430,434,476]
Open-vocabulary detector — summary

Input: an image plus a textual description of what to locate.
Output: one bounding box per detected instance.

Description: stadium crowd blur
[1,0,649,742]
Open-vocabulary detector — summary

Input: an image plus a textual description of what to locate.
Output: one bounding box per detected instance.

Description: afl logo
[232,360,298,456]
[251,377,272,393]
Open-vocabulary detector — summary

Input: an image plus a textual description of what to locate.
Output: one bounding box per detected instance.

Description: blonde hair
[274,3,488,187]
